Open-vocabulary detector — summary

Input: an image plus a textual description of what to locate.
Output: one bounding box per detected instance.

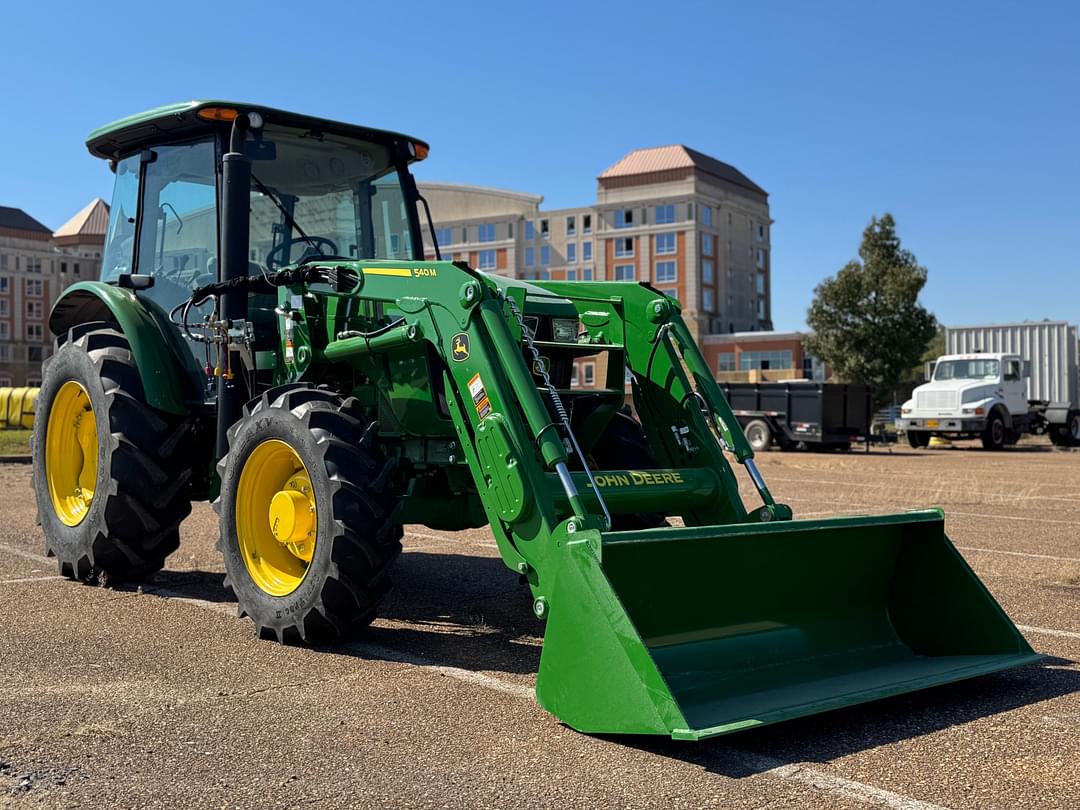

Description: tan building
[420,144,772,386]
[0,199,107,387]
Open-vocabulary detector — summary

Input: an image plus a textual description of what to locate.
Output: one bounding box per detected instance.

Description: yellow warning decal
[364,267,414,278]
[468,373,492,419]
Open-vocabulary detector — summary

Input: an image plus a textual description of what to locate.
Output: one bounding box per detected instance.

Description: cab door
[1002,356,1028,416]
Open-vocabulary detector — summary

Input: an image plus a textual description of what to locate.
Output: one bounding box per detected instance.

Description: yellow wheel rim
[235,439,318,596]
[45,381,98,527]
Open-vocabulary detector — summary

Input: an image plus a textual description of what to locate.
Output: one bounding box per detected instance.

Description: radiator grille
[917,390,958,410]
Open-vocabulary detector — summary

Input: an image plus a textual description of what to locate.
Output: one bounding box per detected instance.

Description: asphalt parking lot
[1,441,1078,809]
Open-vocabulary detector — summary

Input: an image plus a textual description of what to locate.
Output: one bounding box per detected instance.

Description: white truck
[899,350,1080,450]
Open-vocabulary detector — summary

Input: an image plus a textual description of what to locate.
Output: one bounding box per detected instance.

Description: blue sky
[3,1,1077,330]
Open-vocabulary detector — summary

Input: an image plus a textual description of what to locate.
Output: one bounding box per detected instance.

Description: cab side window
[1005,361,1021,382]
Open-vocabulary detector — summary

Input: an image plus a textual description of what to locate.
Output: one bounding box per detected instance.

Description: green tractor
[32,101,1040,739]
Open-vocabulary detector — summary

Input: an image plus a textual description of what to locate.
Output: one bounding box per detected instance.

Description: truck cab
[898,352,1027,449]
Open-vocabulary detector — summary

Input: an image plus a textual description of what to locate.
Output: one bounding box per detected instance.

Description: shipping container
[945,320,1079,405]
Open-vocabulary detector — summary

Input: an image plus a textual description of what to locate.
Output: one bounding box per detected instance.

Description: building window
[478,223,497,243]
[525,247,535,267]
[703,259,714,284]
[525,220,535,241]
[702,234,714,255]
[26,324,43,341]
[73,262,80,275]
[702,205,712,226]
[716,351,735,371]
[60,261,68,274]
[655,204,675,225]
[26,374,41,387]
[27,345,44,363]
[0,255,6,270]
[580,362,595,387]
[540,219,550,239]
[25,279,43,297]
[0,300,6,317]
[756,271,766,295]
[566,216,576,236]
[756,248,766,269]
[614,264,635,281]
[0,276,7,292]
[614,237,634,257]
[582,267,593,280]
[614,209,634,229]
[435,227,453,246]
[566,269,577,281]
[703,289,715,312]
[582,214,592,234]
[0,374,11,386]
[740,350,792,371]
[757,223,766,241]
[758,299,766,320]
[0,323,7,340]
[727,239,733,256]
[26,301,43,319]
[539,269,551,280]
[0,346,9,362]
[566,243,576,263]
[540,245,550,266]
[25,259,42,274]
[655,232,676,255]
[478,249,497,270]
[655,261,676,284]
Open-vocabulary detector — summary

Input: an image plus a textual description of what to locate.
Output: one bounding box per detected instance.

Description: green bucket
[535,510,1041,739]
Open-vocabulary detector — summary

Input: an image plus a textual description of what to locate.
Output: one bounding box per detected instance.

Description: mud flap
[535,510,1042,740]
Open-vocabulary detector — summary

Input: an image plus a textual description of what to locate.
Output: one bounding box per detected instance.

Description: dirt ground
[1,440,1077,808]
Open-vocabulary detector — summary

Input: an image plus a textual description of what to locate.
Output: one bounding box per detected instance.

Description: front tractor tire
[215,386,402,644]
[31,323,193,582]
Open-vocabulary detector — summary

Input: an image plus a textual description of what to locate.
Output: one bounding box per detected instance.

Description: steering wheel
[265,236,339,271]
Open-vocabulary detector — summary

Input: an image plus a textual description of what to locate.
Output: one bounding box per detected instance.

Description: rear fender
[49,281,204,415]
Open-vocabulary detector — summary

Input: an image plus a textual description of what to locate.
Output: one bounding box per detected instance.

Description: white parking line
[1018,624,1080,641]
[0,575,63,585]
[957,547,1080,563]
[0,542,52,565]
[739,752,949,810]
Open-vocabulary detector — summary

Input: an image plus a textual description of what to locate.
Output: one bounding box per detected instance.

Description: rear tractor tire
[215,385,403,644]
[31,323,193,582]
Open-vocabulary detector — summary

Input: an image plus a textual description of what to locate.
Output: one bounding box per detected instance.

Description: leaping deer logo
[452,333,470,361]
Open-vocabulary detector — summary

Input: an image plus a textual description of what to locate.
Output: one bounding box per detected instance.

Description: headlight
[901,408,912,415]
[552,318,580,343]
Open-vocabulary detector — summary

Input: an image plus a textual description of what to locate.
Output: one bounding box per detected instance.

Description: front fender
[49,281,204,415]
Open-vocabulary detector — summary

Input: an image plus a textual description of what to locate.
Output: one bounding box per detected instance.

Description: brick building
[0,200,107,386]
[419,145,772,387]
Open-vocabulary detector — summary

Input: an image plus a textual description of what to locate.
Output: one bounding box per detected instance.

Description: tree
[806,214,938,406]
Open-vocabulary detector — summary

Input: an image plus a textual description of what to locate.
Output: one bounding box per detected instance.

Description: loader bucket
[535,510,1040,740]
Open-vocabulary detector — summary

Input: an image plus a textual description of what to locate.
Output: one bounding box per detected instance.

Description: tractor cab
[88,101,430,366]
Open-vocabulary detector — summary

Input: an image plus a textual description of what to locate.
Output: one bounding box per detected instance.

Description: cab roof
[85,100,429,161]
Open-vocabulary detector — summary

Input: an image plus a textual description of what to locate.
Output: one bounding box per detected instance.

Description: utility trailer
[899,321,1080,449]
[719,381,873,451]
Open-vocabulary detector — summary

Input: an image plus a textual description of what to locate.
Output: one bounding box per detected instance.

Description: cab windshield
[248,124,418,270]
[934,359,1000,381]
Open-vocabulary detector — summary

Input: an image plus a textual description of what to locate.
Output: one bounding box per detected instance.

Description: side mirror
[116,274,155,291]
[1022,360,1031,378]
